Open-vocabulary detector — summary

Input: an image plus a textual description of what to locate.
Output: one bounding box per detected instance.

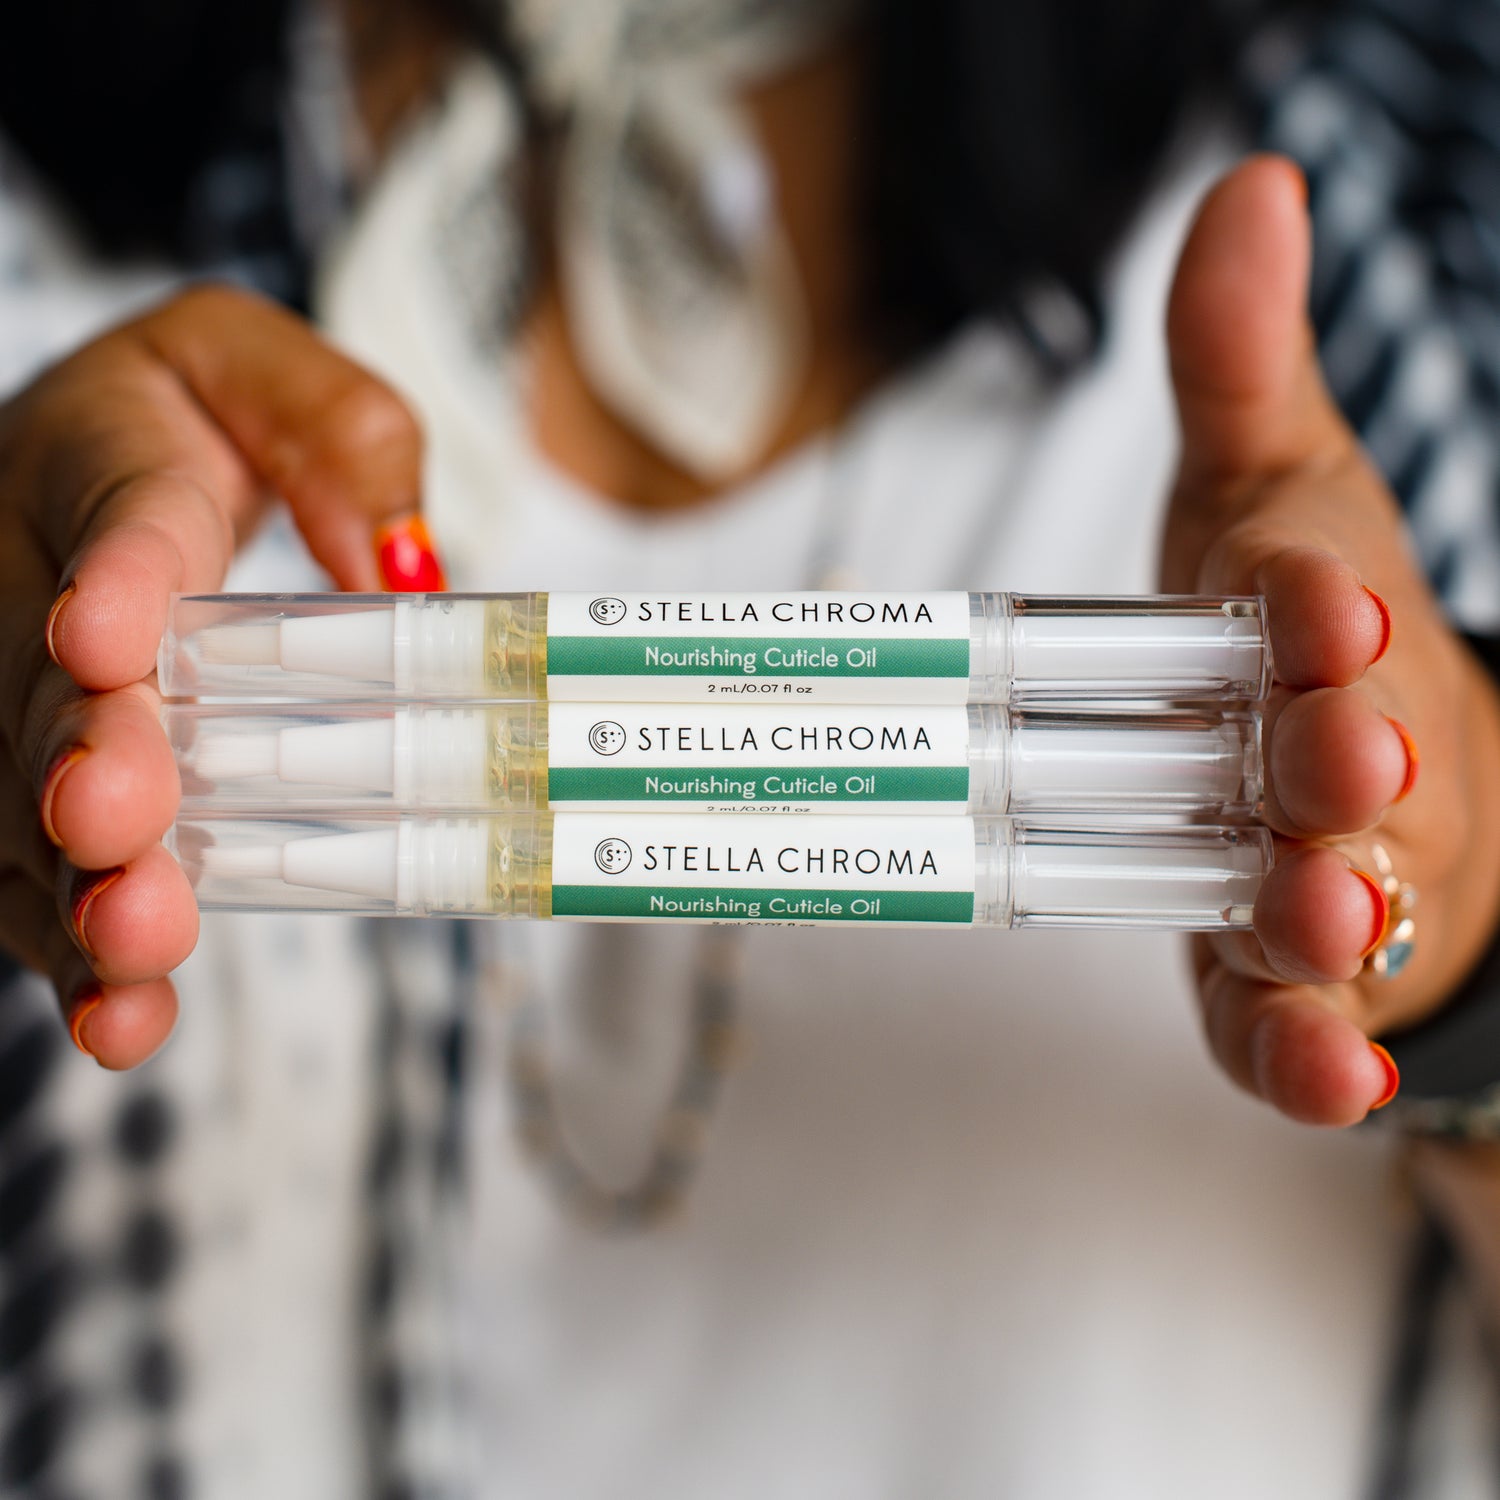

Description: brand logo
[588,720,627,755]
[594,838,633,875]
[589,597,628,626]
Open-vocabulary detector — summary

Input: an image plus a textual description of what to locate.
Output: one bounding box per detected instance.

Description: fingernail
[44,582,76,665]
[375,513,447,592]
[1386,716,1420,802]
[1364,586,1392,664]
[39,746,88,848]
[67,986,103,1061]
[1368,1041,1400,1111]
[1353,868,1391,959]
[71,869,124,959]
[1284,159,1309,209]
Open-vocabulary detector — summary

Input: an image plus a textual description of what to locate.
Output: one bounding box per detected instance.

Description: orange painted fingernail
[1353,869,1391,959]
[39,745,88,848]
[375,513,447,592]
[1368,1041,1400,1111]
[45,581,76,665]
[67,987,103,1061]
[1283,159,1308,208]
[1386,717,1420,802]
[71,869,124,959]
[1364,586,1392,664]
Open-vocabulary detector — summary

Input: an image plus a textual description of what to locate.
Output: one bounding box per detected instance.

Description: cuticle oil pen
[169,813,1271,932]
[160,591,1273,704]
[166,701,1264,817]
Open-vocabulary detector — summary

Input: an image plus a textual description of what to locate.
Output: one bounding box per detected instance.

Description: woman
[2,0,1500,1494]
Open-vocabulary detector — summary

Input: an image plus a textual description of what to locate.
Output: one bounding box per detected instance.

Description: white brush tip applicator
[196,622,281,666]
[189,731,281,783]
[198,842,285,881]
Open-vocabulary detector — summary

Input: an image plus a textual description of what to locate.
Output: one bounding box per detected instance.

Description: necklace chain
[494,425,869,1228]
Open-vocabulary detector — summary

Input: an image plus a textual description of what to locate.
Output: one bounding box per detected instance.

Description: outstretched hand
[1163,157,1500,1125]
[0,286,439,1068]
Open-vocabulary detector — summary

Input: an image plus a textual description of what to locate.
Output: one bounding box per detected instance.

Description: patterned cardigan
[4,1,1500,1495]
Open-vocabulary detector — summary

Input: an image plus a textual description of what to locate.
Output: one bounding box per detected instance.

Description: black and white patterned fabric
[1252,0,1500,631]
[1253,6,1500,1487]
[0,7,356,1494]
[0,964,192,1496]
[8,2,1500,1497]
[357,920,480,1500]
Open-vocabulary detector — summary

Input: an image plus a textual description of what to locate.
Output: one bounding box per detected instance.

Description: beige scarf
[324,0,849,491]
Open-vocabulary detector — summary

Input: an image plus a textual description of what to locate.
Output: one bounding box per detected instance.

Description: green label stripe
[553,885,975,923]
[548,765,970,803]
[547,636,970,678]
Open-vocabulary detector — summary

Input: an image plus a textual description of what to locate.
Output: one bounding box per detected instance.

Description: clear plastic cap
[167,703,548,811]
[970,706,1261,815]
[971,595,1271,702]
[975,821,1270,930]
[159,594,545,699]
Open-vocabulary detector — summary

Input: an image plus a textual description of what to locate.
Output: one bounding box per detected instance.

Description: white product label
[545,592,972,703]
[545,704,973,811]
[549,813,978,927]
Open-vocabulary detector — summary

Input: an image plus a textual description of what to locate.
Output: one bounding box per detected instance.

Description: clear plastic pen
[168,812,1271,931]
[160,591,1272,704]
[166,701,1263,817]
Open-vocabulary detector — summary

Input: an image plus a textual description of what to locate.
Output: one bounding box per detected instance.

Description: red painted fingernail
[67,986,104,1061]
[1352,869,1391,959]
[45,581,76,665]
[1283,159,1309,209]
[71,869,124,959]
[1368,1042,1400,1111]
[39,745,88,848]
[1386,717,1420,802]
[375,514,447,592]
[1364,586,1392,664]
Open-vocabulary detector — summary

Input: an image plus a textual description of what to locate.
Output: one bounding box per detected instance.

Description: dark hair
[0,0,300,287]
[0,0,1270,356]
[863,0,1248,364]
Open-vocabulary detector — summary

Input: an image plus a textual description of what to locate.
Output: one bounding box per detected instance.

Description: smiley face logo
[589,597,628,626]
[594,838,633,875]
[588,720,627,756]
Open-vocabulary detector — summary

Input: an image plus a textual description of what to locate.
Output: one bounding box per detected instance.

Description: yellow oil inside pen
[487,815,554,918]
[483,597,549,696]
[484,706,551,807]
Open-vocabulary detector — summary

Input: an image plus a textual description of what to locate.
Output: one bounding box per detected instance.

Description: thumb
[1168,155,1352,492]
[1162,156,1391,683]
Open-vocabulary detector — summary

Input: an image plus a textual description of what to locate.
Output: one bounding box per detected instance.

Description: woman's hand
[0,284,435,1069]
[1162,157,1500,1125]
